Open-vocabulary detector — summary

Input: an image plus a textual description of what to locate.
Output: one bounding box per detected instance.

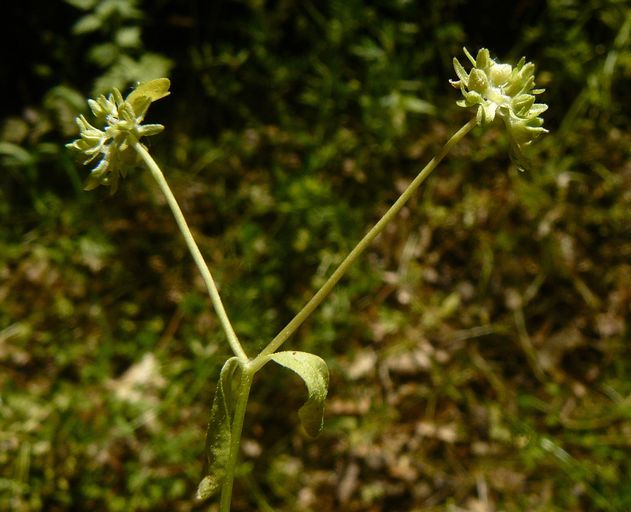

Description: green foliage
[2,1,631,511]
[197,357,241,501]
[65,0,172,93]
[269,351,329,438]
[125,77,171,113]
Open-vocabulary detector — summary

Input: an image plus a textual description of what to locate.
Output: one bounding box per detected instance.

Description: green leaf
[93,55,173,95]
[196,357,240,501]
[126,78,171,117]
[270,351,329,438]
[73,14,101,34]
[0,142,35,167]
[115,26,141,48]
[402,96,436,115]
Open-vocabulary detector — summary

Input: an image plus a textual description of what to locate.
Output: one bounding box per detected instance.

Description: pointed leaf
[452,58,469,86]
[528,104,548,117]
[196,357,240,501]
[83,174,102,191]
[73,14,101,34]
[127,78,171,105]
[463,47,476,66]
[270,351,329,438]
[126,78,171,117]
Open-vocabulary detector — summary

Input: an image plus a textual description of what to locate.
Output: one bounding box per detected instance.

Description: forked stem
[140,118,477,510]
[134,142,248,361]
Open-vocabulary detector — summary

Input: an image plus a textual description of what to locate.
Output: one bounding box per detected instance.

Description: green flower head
[450,48,548,157]
[66,78,170,193]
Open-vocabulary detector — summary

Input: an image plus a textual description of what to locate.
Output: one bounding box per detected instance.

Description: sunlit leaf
[270,351,329,438]
[452,57,469,85]
[126,78,171,117]
[0,142,36,167]
[196,357,240,501]
[73,14,101,34]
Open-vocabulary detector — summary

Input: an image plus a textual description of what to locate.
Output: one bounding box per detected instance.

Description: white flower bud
[66,79,171,194]
[490,63,512,85]
[451,47,548,154]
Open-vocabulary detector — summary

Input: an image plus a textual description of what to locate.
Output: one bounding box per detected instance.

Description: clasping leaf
[196,357,240,501]
[270,351,329,438]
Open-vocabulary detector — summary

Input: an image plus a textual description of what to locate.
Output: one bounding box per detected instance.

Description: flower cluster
[66,79,170,193]
[450,48,548,153]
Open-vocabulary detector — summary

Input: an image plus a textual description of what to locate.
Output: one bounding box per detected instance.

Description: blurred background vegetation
[1,0,630,510]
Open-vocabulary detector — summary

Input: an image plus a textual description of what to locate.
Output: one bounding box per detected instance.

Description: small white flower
[450,48,548,157]
[67,79,170,193]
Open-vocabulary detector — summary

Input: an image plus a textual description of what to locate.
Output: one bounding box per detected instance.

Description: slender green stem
[219,366,254,512]
[134,142,248,361]
[254,118,477,363]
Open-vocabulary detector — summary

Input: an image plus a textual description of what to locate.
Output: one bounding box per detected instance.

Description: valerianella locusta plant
[66,79,170,193]
[66,47,549,511]
[450,47,548,162]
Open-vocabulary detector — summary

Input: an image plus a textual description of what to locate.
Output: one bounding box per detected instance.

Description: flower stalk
[253,117,478,365]
[67,79,247,361]
[134,142,247,361]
